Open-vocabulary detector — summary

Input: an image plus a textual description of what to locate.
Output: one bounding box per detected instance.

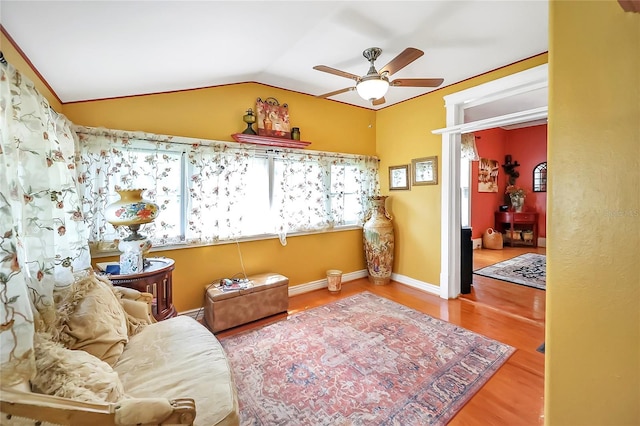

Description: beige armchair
[1,274,239,426]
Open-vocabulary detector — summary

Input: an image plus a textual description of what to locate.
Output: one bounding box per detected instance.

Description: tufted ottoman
[204,273,289,333]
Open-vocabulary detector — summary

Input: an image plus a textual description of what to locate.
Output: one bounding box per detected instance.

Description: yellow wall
[62,84,376,156]
[1,32,62,111]
[375,54,547,285]
[547,1,639,424]
[98,229,366,313]
[62,87,377,312]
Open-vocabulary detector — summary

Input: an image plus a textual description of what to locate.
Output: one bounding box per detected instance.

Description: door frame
[432,64,548,299]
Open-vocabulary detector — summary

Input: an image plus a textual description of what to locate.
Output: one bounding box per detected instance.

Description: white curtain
[76,126,380,248]
[75,127,257,247]
[0,61,92,386]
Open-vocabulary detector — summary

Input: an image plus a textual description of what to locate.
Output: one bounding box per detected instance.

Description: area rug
[219,292,514,425]
[474,253,546,290]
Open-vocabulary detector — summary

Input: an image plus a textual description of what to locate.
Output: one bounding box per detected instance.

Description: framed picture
[411,156,438,186]
[389,164,410,190]
[478,157,499,192]
[256,97,290,138]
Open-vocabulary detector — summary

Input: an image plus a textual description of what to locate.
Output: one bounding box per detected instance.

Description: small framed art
[411,156,438,186]
[389,164,410,190]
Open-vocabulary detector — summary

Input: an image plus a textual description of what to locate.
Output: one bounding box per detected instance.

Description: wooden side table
[107,257,176,321]
[494,211,539,247]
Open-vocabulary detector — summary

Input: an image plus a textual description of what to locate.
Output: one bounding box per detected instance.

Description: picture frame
[256,97,291,138]
[478,157,499,192]
[389,164,410,190]
[411,156,438,186]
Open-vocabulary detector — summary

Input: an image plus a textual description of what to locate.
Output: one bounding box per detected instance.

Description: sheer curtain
[75,127,257,247]
[272,151,379,244]
[77,126,380,248]
[0,61,91,386]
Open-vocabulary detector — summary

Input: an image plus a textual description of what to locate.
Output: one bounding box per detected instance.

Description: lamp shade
[104,189,159,227]
[356,76,389,101]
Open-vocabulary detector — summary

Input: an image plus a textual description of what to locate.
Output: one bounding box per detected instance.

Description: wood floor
[217,246,546,425]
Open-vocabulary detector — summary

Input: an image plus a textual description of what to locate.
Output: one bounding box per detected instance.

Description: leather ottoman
[204,273,289,333]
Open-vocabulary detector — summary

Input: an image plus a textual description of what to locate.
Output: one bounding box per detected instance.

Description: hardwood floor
[216,246,546,425]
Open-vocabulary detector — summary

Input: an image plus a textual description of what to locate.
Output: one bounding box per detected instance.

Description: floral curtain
[76,126,380,248]
[272,151,378,243]
[75,127,257,247]
[0,61,91,386]
[461,132,480,161]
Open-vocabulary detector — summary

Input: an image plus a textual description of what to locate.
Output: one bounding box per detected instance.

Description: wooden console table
[107,257,176,321]
[494,211,539,247]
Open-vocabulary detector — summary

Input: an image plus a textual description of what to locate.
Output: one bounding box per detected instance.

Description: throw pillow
[31,332,125,403]
[54,274,129,366]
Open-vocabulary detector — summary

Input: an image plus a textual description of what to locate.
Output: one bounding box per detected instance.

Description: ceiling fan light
[356,77,389,101]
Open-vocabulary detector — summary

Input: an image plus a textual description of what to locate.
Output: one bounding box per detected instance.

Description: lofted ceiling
[0,1,548,111]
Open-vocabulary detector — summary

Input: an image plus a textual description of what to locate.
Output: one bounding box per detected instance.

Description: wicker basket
[483,228,503,250]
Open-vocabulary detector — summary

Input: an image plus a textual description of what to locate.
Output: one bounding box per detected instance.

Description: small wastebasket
[326,270,343,293]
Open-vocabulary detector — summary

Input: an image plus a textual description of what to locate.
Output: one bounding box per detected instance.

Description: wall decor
[501,154,521,185]
[411,156,438,186]
[478,157,499,192]
[533,162,547,192]
[389,164,410,190]
[256,97,290,138]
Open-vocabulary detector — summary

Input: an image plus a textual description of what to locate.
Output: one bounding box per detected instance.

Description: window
[533,162,547,192]
[75,127,379,252]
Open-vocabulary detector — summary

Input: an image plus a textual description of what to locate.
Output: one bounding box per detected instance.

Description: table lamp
[104,189,159,274]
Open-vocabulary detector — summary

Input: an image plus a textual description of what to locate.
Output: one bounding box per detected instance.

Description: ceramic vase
[510,194,525,212]
[363,196,395,285]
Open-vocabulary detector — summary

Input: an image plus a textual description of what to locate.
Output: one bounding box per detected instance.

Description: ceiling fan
[314,47,444,106]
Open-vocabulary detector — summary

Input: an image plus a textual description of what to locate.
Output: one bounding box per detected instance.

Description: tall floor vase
[363,196,395,285]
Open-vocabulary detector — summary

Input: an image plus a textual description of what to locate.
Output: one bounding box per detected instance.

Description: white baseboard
[180,269,442,319]
[181,307,204,321]
[472,238,483,249]
[390,272,440,295]
[178,269,369,318]
[538,237,546,247]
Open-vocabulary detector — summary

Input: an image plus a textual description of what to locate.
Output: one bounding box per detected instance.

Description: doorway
[432,64,548,298]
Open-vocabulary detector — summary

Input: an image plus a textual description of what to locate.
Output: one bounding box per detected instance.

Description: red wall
[470,124,547,239]
[470,128,507,238]
[506,125,548,237]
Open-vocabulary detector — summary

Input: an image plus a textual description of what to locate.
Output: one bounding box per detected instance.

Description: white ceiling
[0,1,548,111]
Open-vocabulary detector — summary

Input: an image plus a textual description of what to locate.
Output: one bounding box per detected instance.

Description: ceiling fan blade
[313,65,360,81]
[391,78,444,87]
[316,87,354,99]
[379,48,424,76]
[372,97,386,106]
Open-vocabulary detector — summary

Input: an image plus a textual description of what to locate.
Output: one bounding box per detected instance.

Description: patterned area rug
[474,253,546,290]
[220,292,514,425]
